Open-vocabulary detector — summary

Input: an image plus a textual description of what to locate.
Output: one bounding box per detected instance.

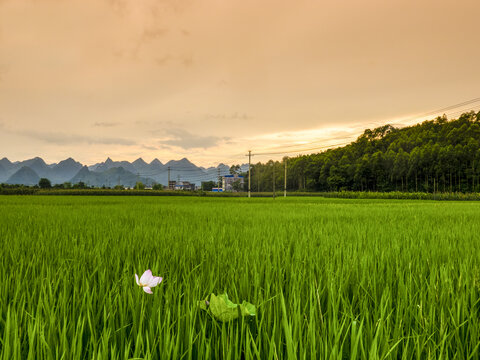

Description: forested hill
[250,111,480,193]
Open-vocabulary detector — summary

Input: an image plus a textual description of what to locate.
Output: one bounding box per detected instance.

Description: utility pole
[167,166,171,189]
[284,157,287,197]
[273,162,275,199]
[248,150,251,198]
[217,168,221,190]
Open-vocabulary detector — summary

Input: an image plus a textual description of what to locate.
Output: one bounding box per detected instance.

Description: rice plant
[0,196,479,359]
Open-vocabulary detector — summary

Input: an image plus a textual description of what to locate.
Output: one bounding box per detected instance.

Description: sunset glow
[1,0,479,165]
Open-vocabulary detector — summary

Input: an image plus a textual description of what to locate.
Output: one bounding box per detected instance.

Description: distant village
[167,174,244,192]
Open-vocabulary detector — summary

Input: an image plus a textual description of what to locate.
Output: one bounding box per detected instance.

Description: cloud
[93,121,120,127]
[142,27,169,40]
[135,119,176,128]
[205,112,253,121]
[154,54,193,67]
[133,27,169,56]
[161,128,229,149]
[107,0,127,15]
[106,0,193,16]
[112,49,124,58]
[155,55,172,66]
[15,129,136,146]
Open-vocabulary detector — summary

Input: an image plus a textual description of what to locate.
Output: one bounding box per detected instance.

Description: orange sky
[1,0,479,166]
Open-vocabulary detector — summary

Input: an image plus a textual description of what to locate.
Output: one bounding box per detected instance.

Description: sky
[1,0,479,166]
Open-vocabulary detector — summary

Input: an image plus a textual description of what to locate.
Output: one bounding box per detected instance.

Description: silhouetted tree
[152,183,163,190]
[249,112,480,193]
[38,178,51,189]
[201,181,216,191]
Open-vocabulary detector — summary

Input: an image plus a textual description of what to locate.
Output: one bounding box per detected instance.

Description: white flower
[135,269,163,294]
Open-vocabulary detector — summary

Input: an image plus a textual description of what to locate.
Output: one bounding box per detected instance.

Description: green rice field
[1,196,479,359]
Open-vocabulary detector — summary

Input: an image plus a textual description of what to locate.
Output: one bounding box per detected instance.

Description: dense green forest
[247,111,480,193]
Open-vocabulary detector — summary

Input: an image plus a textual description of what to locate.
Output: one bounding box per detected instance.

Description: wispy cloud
[15,129,136,146]
[135,119,176,127]
[142,27,169,41]
[106,0,192,16]
[141,144,158,151]
[107,0,127,15]
[155,55,172,66]
[93,121,120,127]
[154,54,193,67]
[205,112,253,121]
[161,128,229,149]
[112,49,124,58]
[181,54,194,67]
[133,27,169,56]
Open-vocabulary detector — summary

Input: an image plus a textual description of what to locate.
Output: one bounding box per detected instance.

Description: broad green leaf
[240,301,256,316]
[198,299,208,311]
[198,293,256,322]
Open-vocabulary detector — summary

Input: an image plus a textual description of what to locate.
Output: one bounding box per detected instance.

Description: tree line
[243,111,480,193]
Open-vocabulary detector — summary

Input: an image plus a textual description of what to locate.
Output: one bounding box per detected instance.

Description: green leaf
[198,293,256,322]
[240,301,256,316]
[198,299,208,311]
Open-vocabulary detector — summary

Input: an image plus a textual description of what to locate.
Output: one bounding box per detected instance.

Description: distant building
[222,174,244,192]
[173,181,195,191]
[168,180,176,190]
[212,187,223,192]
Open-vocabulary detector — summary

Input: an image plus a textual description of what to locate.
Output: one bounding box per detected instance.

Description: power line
[394,104,480,129]
[87,97,480,188]
[409,97,480,119]
[252,141,351,156]
[250,102,480,158]
[173,173,231,181]
[442,107,480,119]
[250,97,480,155]
[136,167,236,177]
[157,172,232,181]
[388,99,480,128]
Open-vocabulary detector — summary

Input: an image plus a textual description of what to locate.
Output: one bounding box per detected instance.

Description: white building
[222,174,244,192]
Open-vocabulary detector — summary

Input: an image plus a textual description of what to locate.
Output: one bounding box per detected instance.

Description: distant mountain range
[0,157,248,187]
